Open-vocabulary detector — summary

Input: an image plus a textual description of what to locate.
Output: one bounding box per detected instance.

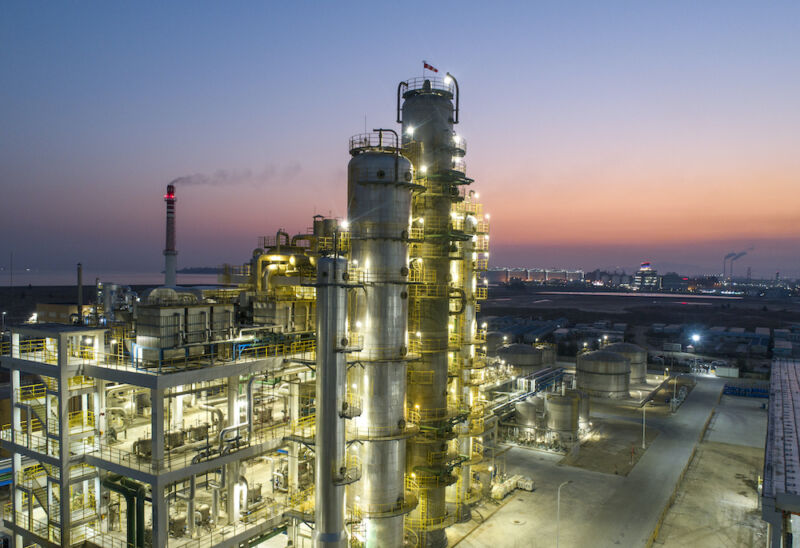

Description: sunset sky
[1,1,798,281]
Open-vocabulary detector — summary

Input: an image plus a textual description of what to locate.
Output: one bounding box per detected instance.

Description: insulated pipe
[200,404,225,429]
[102,476,136,548]
[313,256,348,547]
[187,475,196,537]
[120,478,146,548]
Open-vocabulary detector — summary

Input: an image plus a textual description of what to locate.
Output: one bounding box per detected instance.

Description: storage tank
[546,394,578,438]
[567,389,590,428]
[576,350,630,399]
[604,342,647,383]
[536,343,557,366]
[514,399,537,428]
[485,331,509,353]
[496,343,544,374]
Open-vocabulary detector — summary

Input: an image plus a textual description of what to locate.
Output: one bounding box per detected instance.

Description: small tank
[576,350,631,399]
[604,342,647,383]
[515,399,538,428]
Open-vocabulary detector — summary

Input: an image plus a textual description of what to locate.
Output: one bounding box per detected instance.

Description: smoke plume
[170,163,302,187]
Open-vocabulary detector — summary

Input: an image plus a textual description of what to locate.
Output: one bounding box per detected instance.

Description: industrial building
[0,72,581,548]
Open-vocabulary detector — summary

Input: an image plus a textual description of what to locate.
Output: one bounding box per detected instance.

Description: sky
[1,1,798,281]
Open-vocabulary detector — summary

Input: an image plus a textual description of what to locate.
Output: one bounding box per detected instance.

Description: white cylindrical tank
[546,394,579,436]
[496,343,544,374]
[567,389,590,428]
[604,342,647,383]
[576,350,631,399]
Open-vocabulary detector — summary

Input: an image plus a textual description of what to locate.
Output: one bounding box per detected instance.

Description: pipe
[396,80,408,123]
[187,475,196,537]
[276,229,290,250]
[446,72,459,124]
[313,256,348,547]
[218,422,248,450]
[239,476,249,512]
[200,404,225,429]
[120,477,146,548]
[102,476,137,548]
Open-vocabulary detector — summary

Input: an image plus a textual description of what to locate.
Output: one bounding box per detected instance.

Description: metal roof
[763,358,800,511]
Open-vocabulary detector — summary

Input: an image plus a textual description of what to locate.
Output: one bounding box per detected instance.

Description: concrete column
[57,334,71,547]
[151,480,168,548]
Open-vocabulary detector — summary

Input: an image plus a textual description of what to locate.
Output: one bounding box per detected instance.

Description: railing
[14,339,58,364]
[349,131,400,152]
[402,76,455,95]
[475,258,488,271]
[5,509,62,543]
[18,383,46,401]
[318,233,350,254]
[476,287,488,300]
[408,370,434,385]
[79,418,289,474]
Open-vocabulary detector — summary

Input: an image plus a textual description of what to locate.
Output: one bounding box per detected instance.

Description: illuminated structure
[632,262,659,291]
[0,71,498,548]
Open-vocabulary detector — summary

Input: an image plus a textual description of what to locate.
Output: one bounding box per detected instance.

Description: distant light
[444,75,453,85]
[340,219,349,230]
[416,331,422,338]
[355,321,362,329]
[420,165,427,174]
[691,334,700,343]
[406,126,414,137]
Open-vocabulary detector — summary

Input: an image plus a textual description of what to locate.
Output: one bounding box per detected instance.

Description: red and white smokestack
[164,183,177,286]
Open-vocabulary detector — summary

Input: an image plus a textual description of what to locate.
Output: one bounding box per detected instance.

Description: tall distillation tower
[401,75,470,548]
[347,130,419,546]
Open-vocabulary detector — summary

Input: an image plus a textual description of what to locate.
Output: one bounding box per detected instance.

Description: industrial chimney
[164,183,177,286]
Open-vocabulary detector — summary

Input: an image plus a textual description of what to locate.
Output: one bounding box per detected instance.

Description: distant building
[633,262,659,291]
[661,272,689,292]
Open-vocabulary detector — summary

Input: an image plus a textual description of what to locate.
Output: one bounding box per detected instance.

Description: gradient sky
[1,1,798,280]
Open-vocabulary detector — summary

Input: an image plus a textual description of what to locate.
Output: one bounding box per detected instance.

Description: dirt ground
[656,440,766,547]
[561,417,659,476]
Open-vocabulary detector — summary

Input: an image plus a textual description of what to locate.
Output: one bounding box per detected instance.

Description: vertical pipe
[226,375,239,524]
[313,256,348,547]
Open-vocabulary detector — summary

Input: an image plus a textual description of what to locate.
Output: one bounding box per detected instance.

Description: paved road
[572,376,726,547]
[451,375,725,548]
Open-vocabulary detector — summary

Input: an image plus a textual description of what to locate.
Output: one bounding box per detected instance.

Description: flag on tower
[423,61,438,73]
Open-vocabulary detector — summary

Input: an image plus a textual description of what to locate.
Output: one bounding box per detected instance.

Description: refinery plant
[0,73,653,548]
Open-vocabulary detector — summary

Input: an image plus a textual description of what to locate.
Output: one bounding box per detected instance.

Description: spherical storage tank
[545,394,578,438]
[604,342,647,383]
[576,350,630,399]
[496,343,544,374]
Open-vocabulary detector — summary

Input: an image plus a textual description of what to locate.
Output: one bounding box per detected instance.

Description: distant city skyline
[2,2,798,278]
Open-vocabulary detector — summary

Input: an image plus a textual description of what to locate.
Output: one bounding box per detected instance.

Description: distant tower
[164,184,177,286]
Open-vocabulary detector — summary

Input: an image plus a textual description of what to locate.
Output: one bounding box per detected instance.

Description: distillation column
[314,256,349,547]
[347,130,416,546]
[400,75,464,548]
